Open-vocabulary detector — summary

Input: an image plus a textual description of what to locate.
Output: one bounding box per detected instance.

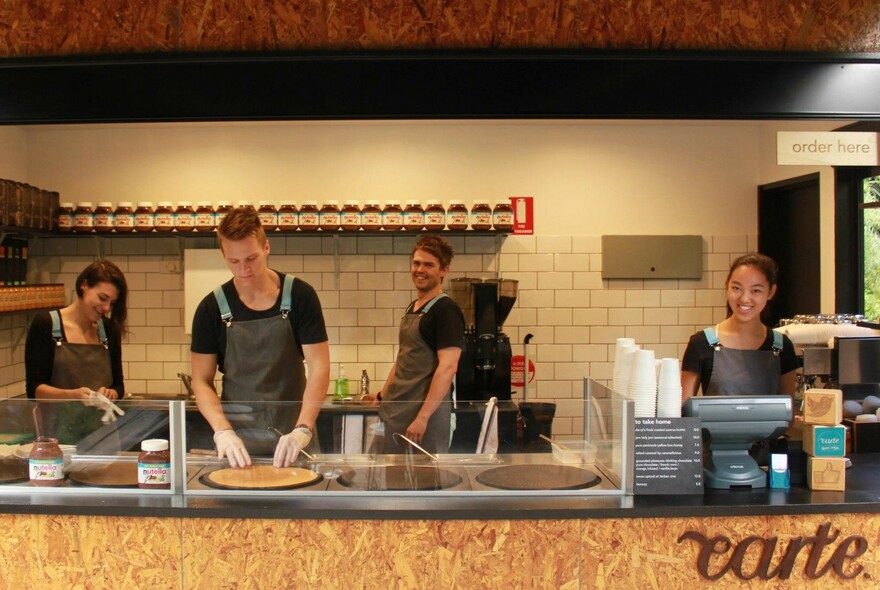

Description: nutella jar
[93,202,114,233]
[492,201,514,231]
[138,439,171,490]
[215,201,233,227]
[194,201,216,232]
[382,201,403,231]
[361,201,382,231]
[175,201,196,232]
[73,202,94,233]
[340,201,362,231]
[446,200,469,230]
[319,201,340,231]
[278,201,298,231]
[154,202,175,232]
[403,201,425,231]
[298,201,319,231]
[470,201,493,231]
[134,202,155,233]
[29,437,64,487]
[113,202,135,233]
[237,200,255,210]
[257,201,278,231]
[56,202,74,233]
[424,200,446,231]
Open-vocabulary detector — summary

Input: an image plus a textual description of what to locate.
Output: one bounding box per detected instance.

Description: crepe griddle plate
[336,465,462,491]
[200,465,323,490]
[68,462,139,488]
[475,464,601,490]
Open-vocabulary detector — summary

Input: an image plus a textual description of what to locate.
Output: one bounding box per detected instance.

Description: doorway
[758,173,821,327]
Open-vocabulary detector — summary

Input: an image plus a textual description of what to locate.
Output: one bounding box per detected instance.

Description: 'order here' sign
[777,131,878,166]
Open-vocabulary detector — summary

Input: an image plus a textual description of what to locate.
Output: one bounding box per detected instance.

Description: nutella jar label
[319,211,340,227]
[114,213,135,230]
[278,211,298,228]
[471,211,492,227]
[425,211,445,227]
[362,211,382,228]
[299,211,319,227]
[138,462,170,486]
[134,213,154,229]
[57,213,74,231]
[340,211,361,228]
[493,210,514,226]
[383,211,403,227]
[29,458,63,482]
[155,211,174,229]
[94,211,114,230]
[258,212,278,227]
[447,211,468,227]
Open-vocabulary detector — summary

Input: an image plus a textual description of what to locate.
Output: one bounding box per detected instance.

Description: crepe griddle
[475,464,601,490]
[68,462,139,488]
[336,465,462,491]
[200,465,323,490]
[0,458,28,484]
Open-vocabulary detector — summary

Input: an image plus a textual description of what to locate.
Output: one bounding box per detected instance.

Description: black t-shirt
[190,272,328,373]
[408,296,465,351]
[25,310,126,399]
[682,327,799,395]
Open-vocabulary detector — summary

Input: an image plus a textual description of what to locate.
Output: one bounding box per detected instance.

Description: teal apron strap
[50,310,63,343]
[703,327,719,347]
[213,286,233,325]
[771,329,783,355]
[280,274,295,318]
[96,318,109,349]
[419,292,448,315]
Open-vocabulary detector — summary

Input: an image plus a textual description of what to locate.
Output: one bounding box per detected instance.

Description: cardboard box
[807,457,847,491]
[802,424,846,457]
[843,419,880,453]
[803,388,843,425]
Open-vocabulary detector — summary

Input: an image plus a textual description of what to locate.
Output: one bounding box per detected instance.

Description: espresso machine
[448,278,518,452]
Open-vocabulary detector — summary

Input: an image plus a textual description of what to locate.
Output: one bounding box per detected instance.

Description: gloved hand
[84,390,126,423]
[214,429,251,468]
[273,426,312,468]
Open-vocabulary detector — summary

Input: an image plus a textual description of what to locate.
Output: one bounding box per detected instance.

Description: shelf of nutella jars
[0,285,66,313]
[56,199,515,234]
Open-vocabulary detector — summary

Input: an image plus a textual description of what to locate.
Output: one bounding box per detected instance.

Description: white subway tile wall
[0,233,754,436]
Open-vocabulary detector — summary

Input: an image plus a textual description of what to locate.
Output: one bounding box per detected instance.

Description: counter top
[0,454,878,521]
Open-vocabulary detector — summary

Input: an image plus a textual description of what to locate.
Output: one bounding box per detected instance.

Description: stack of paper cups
[628,349,657,417]
[657,358,683,417]
[613,338,639,397]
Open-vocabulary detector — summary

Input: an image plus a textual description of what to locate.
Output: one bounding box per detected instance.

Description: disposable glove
[85,390,126,423]
[273,427,312,468]
[214,429,251,468]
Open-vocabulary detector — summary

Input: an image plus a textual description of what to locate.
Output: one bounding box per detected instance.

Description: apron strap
[50,310,64,346]
[280,274,295,319]
[409,292,448,315]
[771,329,783,355]
[703,327,721,350]
[213,286,233,326]
[96,318,109,348]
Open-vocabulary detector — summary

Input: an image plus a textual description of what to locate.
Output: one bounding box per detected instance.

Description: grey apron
[214,274,313,456]
[704,327,784,395]
[379,293,452,455]
[44,310,112,445]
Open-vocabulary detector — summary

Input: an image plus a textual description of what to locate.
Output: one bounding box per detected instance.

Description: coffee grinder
[448,278,518,451]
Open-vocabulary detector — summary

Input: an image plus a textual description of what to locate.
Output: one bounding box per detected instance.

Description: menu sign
[634,417,703,495]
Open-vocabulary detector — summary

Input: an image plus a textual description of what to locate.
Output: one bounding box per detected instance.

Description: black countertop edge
[1,493,879,521]
[2,454,876,521]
